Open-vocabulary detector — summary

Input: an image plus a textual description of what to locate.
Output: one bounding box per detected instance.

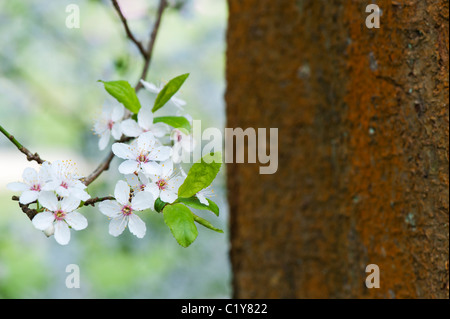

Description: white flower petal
[131,191,154,211]
[98,200,122,218]
[121,119,143,137]
[137,131,156,151]
[65,211,88,230]
[60,196,81,213]
[38,191,59,211]
[125,174,140,189]
[150,122,169,138]
[111,122,123,140]
[168,176,184,191]
[111,105,125,122]
[98,130,111,151]
[118,160,140,175]
[69,188,91,201]
[140,80,161,93]
[19,190,39,204]
[112,143,135,160]
[161,160,174,177]
[114,180,131,205]
[109,216,128,237]
[137,108,154,131]
[54,221,71,245]
[128,214,146,238]
[32,211,55,230]
[148,146,172,162]
[197,193,209,205]
[39,162,52,183]
[160,189,178,203]
[144,183,160,200]
[141,162,161,176]
[7,182,29,192]
[22,167,38,184]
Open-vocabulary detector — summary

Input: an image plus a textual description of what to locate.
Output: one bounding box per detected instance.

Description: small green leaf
[153,116,191,132]
[192,214,223,233]
[176,197,219,216]
[163,203,198,247]
[178,152,222,199]
[99,80,141,114]
[152,73,189,113]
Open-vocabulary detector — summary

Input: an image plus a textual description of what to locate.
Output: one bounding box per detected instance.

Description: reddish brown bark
[226,0,449,298]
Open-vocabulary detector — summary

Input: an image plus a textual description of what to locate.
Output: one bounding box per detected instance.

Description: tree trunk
[226,0,449,298]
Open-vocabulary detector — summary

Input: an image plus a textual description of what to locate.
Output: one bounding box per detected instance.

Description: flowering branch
[4,0,223,247]
[111,0,148,60]
[0,124,45,164]
[83,0,168,186]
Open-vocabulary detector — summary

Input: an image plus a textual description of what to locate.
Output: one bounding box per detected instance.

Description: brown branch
[13,195,115,221]
[135,0,168,91]
[83,196,115,206]
[83,135,132,186]
[0,124,45,164]
[111,0,148,59]
[83,0,168,186]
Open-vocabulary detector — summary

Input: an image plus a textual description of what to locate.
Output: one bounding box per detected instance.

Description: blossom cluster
[7,160,89,245]
[7,78,219,247]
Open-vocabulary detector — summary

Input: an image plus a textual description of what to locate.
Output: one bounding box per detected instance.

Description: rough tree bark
[226,0,449,298]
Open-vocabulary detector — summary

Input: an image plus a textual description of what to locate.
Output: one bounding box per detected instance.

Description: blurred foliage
[0,0,229,298]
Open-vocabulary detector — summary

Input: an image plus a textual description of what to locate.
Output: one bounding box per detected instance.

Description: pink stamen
[138,154,148,163]
[60,182,69,189]
[156,179,167,190]
[54,210,66,221]
[121,205,133,216]
[108,120,114,130]
[31,184,41,192]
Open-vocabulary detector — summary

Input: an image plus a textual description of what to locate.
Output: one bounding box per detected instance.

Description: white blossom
[93,104,125,150]
[112,131,172,175]
[32,192,87,245]
[171,128,195,163]
[121,107,169,138]
[145,160,185,204]
[7,162,51,204]
[42,160,90,201]
[98,180,154,238]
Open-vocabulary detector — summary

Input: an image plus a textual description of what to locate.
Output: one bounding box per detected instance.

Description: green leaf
[163,203,198,247]
[192,214,223,233]
[99,80,141,114]
[176,197,219,216]
[178,152,222,199]
[153,116,191,132]
[152,73,189,113]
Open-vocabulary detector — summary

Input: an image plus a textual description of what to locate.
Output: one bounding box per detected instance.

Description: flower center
[177,134,182,142]
[156,179,167,190]
[54,210,66,221]
[121,205,133,216]
[140,184,146,191]
[60,182,69,189]
[138,154,148,163]
[31,184,41,192]
[107,120,114,130]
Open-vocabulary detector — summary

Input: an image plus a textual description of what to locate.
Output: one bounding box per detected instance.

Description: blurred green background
[0,0,230,298]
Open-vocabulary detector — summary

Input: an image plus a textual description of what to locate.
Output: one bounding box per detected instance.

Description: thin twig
[111,0,148,59]
[83,136,132,186]
[0,124,45,164]
[135,0,167,91]
[83,0,168,185]
[83,196,115,206]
